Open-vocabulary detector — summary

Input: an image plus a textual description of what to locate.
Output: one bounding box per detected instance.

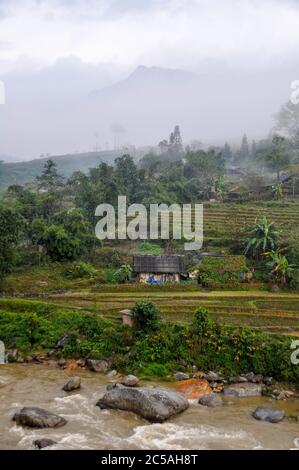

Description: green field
[44,288,299,334]
[1,286,299,335]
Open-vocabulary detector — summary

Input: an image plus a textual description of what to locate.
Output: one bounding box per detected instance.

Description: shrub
[92,247,128,268]
[191,307,213,335]
[113,264,133,283]
[63,261,98,279]
[132,300,161,331]
[196,255,247,288]
[139,240,162,254]
[139,363,172,378]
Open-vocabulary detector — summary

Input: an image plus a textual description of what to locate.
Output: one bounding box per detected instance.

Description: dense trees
[30,210,97,261]
[0,207,23,279]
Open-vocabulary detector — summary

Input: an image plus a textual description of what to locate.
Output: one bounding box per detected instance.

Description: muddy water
[0,364,299,450]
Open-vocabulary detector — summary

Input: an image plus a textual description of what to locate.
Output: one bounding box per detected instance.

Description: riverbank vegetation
[0,299,298,383]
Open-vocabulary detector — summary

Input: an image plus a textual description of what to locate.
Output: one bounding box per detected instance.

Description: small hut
[133,255,184,284]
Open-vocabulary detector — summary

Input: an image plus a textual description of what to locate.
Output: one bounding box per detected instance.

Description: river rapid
[0,364,299,450]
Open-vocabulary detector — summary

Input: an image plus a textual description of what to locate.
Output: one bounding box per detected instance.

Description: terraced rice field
[202,201,299,246]
[43,288,299,335]
[125,201,299,247]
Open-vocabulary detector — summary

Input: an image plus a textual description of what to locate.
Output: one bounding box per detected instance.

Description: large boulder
[198,393,223,408]
[62,376,81,392]
[174,378,212,399]
[252,407,285,423]
[13,407,67,428]
[96,384,189,422]
[86,359,110,373]
[223,382,262,398]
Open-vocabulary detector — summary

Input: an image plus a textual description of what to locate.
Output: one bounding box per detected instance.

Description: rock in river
[174,378,212,399]
[198,393,223,408]
[252,407,285,423]
[86,358,110,373]
[13,407,67,428]
[96,384,189,422]
[119,375,139,387]
[204,371,221,382]
[174,372,190,381]
[62,376,81,392]
[33,438,57,449]
[223,382,262,398]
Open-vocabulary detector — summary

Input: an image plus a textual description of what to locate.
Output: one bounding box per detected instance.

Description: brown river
[0,364,299,450]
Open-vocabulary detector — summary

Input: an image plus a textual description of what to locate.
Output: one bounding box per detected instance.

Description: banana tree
[271,182,284,200]
[265,250,294,285]
[244,217,279,259]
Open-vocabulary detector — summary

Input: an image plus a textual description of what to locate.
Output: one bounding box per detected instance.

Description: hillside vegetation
[0,150,121,189]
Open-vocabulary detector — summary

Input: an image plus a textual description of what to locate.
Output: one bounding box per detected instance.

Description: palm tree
[244,217,279,259]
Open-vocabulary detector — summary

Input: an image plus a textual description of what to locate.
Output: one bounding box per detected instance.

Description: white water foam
[290,438,299,450]
[125,423,261,450]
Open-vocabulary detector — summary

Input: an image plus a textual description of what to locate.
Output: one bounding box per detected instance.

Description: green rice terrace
[143,200,299,248]
[203,200,299,247]
[1,286,299,336]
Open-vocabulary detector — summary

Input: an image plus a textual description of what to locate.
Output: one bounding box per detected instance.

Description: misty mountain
[0,63,295,160]
[86,65,292,146]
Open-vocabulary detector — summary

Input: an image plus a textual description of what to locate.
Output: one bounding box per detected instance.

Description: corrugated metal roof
[133,255,184,273]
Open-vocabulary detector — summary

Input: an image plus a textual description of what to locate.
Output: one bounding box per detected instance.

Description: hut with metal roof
[133,255,184,284]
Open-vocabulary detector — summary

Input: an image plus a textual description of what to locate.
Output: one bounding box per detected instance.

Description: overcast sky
[1,0,299,73]
[0,0,299,159]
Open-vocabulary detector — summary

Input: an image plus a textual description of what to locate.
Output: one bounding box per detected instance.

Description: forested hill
[0,150,122,189]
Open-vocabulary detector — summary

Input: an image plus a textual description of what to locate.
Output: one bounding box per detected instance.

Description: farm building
[133,255,184,283]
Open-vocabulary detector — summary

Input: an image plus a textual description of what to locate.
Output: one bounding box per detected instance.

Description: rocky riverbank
[5,347,299,403]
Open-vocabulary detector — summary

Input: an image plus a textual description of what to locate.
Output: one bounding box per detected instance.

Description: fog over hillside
[0,0,299,160]
[0,62,296,161]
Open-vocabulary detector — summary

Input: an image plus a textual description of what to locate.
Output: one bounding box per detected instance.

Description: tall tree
[0,207,23,280]
[36,159,65,191]
[239,134,250,160]
[115,154,139,204]
[169,125,183,153]
[265,135,291,181]
[275,100,299,152]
